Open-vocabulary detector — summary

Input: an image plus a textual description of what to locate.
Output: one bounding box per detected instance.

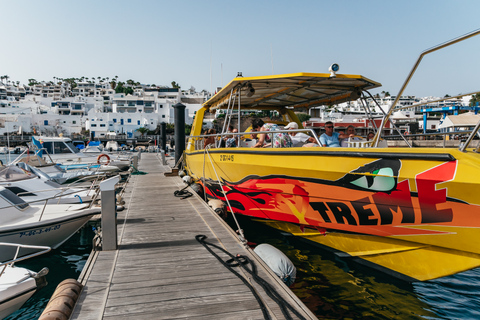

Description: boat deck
[71,153,316,319]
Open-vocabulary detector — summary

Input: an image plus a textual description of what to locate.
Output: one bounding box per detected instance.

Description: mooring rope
[203,145,246,243]
[195,235,307,320]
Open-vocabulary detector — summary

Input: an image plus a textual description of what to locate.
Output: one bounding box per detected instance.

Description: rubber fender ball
[254,243,296,286]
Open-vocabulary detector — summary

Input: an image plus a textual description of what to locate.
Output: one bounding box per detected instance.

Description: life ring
[97,154,111,165]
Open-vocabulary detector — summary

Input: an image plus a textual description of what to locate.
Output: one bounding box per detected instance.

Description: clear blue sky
[1,0,479,97]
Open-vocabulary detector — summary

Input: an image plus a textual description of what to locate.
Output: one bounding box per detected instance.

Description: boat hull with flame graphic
[185,148,480,281]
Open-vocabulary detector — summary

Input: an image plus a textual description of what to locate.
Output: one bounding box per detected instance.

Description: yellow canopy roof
[204,72,381,111]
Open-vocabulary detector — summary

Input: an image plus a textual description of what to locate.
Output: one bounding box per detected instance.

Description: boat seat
[239,139,257,148]
[347,138,371,148]
[347,138,388,148]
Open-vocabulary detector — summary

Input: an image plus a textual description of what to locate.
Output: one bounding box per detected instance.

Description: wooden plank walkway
[71,153,317,320]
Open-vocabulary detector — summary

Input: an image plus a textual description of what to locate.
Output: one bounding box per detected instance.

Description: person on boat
[319,121,351,147]
[367,131,375,140]
[251,119,292,148]
[340,125,361,147]
[204,129,216,148]
[226,128,238,147]
[284,122,316,147]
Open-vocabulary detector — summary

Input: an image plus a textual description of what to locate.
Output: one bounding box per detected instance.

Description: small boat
[105,140,121,152]
[27,136,132,172]
[0,187,100,262]
[16,161,100,185]
[0,165,98,204]
[184,30,480,281]
[0,243,50,319]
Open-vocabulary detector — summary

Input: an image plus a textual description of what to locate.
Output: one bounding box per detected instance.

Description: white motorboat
[16,162,101,185]
[0,243,50,319]
[0,187,101,262]
[27,136,132,172]
[105,140,122,152]
[0,165,98,205]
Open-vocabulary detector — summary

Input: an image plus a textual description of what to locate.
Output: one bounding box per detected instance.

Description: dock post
[160,150,166,165]
[173,103,186,167]
[133,155,138,170]
[161,122,167,152]
[100,175,120,251]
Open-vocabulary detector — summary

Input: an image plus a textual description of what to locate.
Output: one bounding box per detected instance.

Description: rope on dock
[195,234,307,320]
[173,184,193,199]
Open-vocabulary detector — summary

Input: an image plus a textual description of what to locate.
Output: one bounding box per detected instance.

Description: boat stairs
[70,153,316,319]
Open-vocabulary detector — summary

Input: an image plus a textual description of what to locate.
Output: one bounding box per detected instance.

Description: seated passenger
[340,125,362,147]
[204,128,216,148]
[284,122,316,147]
[319,121,352,147]
[251,119,292,148]
[226,129,238,147]
[367,131,375,140]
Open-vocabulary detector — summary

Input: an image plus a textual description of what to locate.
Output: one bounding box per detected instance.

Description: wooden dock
[71,153,317,319]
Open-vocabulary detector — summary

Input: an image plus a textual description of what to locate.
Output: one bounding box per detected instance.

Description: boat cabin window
[42,141,54,154]
[0,188,30,210]
[0,166,34,182]
[42,141,79,154]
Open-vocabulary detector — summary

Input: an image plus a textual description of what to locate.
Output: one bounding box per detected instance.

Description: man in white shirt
[340,125,361,147]
[284,122,316,147]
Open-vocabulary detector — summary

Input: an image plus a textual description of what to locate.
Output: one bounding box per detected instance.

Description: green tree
[171,81,180,89]
[115,82,125,94]
[470,93,480,107]
[136,127,149,136]
[124,87,134,95]
[28,78,38,86]
[297,112,311,123]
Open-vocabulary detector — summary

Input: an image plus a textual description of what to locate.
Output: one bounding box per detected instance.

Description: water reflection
[227,215,480,320]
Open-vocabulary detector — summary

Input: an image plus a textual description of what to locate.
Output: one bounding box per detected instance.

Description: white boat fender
[254,243,296,286]
[38,278,83,320]
[190,183,204,197]
[182,175,193,185]
[208,199,226,217]
[179,170,186,177]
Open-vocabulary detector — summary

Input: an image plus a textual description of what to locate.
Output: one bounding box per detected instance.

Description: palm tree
[136,127,149,136]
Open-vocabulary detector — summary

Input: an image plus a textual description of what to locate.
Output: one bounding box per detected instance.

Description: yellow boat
[184,31,480,281]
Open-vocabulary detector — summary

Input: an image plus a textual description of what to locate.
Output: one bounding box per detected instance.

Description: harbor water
[226,215,480,320]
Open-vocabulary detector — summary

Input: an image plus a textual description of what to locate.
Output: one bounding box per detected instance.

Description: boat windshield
[0,166,35,182]
[42,141,80,154]
[0,187,29,210]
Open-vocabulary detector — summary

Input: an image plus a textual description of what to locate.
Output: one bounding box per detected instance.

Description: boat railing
[12,185,97,205]
[374,28,480,147]
[0,243,51,276]
[379,125,480,150]
[189,128,322,150]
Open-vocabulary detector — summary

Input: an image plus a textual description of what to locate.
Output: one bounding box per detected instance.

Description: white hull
[0,210,98,262]
[0,266,37,319]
